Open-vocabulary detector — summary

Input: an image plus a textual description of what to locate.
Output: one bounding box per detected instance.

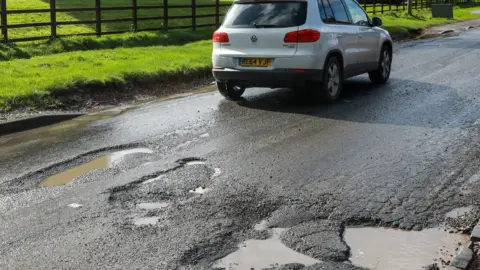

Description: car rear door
[343,0,381,68]
[318,0,359,71]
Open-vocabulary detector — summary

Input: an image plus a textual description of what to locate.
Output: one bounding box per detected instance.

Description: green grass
[0,27,215,60]
[4,0,231,39]
[0,40,211,111]
[1,2,480,111]
[376,4,480,35]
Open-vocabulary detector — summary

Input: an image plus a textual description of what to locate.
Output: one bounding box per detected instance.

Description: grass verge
[1,5,480,112]
[0,40,211,111]
[381,4,480,37]
[0,28,214,61]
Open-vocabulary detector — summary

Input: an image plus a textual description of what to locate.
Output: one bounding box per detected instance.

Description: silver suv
[212,0,392,102]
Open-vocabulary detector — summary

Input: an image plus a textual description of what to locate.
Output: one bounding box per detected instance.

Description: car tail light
[284,29,320,43]
[213,31,229,43]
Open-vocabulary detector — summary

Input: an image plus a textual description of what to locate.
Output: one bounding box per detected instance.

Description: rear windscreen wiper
[253,23,285,28]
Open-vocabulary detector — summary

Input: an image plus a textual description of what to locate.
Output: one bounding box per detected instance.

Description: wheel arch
[324,49,344,70]
[382,40,393,55]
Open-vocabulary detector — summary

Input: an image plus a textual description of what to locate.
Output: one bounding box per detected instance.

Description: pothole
[68,203,82,208]
[189,187,209,194]
[344,227,469,270]
[213,228,320,269]
[40,148,153,187]
[186,160,206,166]
[445,206,474,219]
[212,168,222,178]
[136,202,169,210]
[142,175,166,184]
[133,216,160,226]
[254,220,269,231]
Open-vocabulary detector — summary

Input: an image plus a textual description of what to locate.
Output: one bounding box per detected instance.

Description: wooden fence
[0,0,478,43]
[360,0,477,15]
[0,0,231,43]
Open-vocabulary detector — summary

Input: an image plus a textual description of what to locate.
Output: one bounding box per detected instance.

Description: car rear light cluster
[213,31,229,43]
[284,29,320,43]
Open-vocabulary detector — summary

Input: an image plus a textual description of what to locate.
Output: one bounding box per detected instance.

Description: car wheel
[317,56,343,103]
[217,82,245,100]
[369,45,392,84]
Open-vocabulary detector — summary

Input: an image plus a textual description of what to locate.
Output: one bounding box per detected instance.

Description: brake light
[284,29,320,43]
[213,31,229,43]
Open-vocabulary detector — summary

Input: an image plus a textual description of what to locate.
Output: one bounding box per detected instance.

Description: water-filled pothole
[445,206,473,219]
[40,148,153,187]
[133,217,159,226]
[344,227,469,270]
[213,228,320,269]
[189,187,209,194]
[137,202,169,210]
[186,160,206,166]
[68,203,82,208]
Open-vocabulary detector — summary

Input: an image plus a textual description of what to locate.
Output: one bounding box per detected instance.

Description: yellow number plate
[240,58,272,67]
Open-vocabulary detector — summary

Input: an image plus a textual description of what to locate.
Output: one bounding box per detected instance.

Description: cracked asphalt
[2,29,480,270]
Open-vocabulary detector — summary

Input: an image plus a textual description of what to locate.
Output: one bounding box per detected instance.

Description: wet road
[2,29,480,270]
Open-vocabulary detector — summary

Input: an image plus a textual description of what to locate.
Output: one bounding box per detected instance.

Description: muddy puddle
[137,202,169,210]
[213,228,320,269]
[189,187,210,194]
[344,227,468,270]
[133,217,159,226]
[40,148,152,187]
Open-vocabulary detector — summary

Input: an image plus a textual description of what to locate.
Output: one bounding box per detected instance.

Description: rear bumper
[212,68,323,88]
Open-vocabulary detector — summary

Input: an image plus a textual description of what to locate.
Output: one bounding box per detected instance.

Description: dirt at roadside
[422,18,480,36]
[0,75,215,124]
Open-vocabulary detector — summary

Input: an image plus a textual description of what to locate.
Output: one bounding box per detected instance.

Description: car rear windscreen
[222,1,308,28]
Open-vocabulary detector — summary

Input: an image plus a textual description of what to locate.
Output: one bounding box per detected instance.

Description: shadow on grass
[0,27,214,60]
[0,65,213,112]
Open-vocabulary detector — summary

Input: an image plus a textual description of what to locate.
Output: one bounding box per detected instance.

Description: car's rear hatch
[218,0,308,58]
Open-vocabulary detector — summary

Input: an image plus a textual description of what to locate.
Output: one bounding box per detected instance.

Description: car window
[222,2,307,28]
[318,0,336,23]
[344,0,369,26]
[328,0,350,24]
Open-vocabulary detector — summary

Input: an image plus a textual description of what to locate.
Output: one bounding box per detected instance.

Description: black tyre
[217,82,245,100]
[369,45,392,84]
[315,55,343,103]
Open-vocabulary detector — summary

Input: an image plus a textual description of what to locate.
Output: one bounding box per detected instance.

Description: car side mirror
[372,17,383,27]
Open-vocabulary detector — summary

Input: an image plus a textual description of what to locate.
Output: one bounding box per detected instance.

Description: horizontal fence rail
[359,0,476,15]
[0,0,230,42]
[0,0,477,43]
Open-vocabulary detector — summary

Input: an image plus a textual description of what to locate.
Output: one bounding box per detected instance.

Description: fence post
[389,0,392,10]
[95,0,101,37]
[192,0,196,30]
[163,0,168,31]
[0,0,7,42]
[50,0,57,39]
[381,3,384,12]
[132,0,137,32]
[215,0,220,28]
[373,0,376,14]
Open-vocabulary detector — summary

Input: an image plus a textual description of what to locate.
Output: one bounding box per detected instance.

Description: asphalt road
[2,29,480,270]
